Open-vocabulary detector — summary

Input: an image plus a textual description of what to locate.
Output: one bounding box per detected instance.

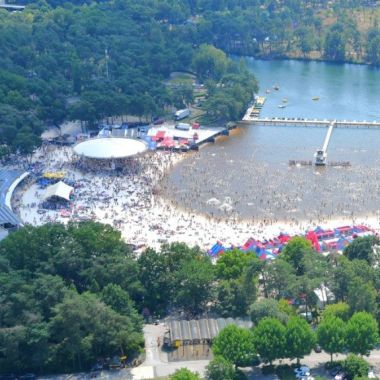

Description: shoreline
[11,144,380,251]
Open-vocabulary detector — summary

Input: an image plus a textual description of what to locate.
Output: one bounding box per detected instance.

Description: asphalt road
[142,324,380,379]
[39,325,380,380]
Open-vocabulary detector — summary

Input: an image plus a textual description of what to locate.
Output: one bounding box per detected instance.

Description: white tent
[44,181,73,202]
[73,138,147,159]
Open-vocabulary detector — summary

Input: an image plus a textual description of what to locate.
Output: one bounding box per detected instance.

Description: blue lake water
[163,59,380,223]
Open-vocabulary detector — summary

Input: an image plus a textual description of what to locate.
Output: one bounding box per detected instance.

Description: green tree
[250,299,289,325]
[324,26,346,61]
[262,259,298,299]
[0,222,144,373]
[285,316,316,364]
[215,250,260,281]
[278,299,297,317]
[138,243,214,316]
[344,236,380,265]
[347,279,377,316]
[173,255,215,315]
[192,44,229,81]
[205,356,236,380]
[322,302,350,321]
[170,368,201,380]
[317,316,346,363]
[49,292,143,372]
[253,317,286,365]
[212,325,256,368]
[13,127,41,156]
[342,354,370,380]
[346,312,379,356]
[366,28,380,65]
[281,237,314,276]
[215,250,261,317]
[101,284,142,327]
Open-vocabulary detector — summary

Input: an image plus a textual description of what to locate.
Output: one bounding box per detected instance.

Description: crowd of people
[161,145,380,231]
[9,138,380,250]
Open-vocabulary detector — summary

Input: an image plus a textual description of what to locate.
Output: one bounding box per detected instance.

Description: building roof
[73,137,147,159]
[44,181,74,202]
[0,204,20,226]
[0,2,25,10]
[167,318,253,343]
[0,169,26,228]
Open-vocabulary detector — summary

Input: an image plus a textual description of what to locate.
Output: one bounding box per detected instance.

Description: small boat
[265,89,271,94]
[273,85,280,91]
[282,98,288,103]
[312,96,320,101]
[278,104,286,109]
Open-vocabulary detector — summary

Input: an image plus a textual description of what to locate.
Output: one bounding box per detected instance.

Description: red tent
[278,234,291,244]
[161,137,175,148]
[156,131,166,140]
[306,230,321,252]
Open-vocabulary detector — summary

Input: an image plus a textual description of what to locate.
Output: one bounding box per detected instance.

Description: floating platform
[242,96,267,122]
[289,160,350,167]
[289,160,312,166]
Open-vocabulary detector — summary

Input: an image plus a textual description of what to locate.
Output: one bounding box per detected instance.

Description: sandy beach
[10,142,380,251]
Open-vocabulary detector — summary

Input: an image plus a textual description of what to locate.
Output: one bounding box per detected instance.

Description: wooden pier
[240,117,380,129]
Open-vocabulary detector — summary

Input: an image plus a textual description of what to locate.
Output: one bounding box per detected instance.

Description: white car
[294,366,311,374]
[335,372,346,380]
[295,367,311,378]
[296,372,311,379]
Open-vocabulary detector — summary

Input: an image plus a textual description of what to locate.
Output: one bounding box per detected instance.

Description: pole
[105,48,109,80]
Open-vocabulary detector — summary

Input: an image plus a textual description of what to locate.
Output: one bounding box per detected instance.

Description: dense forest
[0,0,258,157]
[0,222,379,374]
[2,0,380,155]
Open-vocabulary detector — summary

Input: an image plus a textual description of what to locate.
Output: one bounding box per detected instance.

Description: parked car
[19,374,36,380]
[314,344,322,353]
[334,372,346,380]
[91,363,103,371]
[295,366,311,378]
[330,366,342,377]
[368,371,376,379]
[153,118,165,125]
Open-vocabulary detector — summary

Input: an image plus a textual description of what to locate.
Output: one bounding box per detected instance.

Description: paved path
[39,326,380,380]
[140,324,208,378]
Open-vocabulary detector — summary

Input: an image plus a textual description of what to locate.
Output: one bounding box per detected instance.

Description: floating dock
[242,96,266,122]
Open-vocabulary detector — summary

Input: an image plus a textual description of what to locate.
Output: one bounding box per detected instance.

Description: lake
[161,59,380,223]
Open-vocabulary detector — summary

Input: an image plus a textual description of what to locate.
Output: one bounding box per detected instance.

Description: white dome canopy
[73,138,147,159]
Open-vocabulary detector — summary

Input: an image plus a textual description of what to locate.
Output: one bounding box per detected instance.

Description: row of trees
[1,221,379,374]
[211,311,378,369]
[169,311,378,380]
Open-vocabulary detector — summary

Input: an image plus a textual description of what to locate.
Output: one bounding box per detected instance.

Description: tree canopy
[284,316,316,364]
[253,317,286,365]
[346,312,379,355]
[0,222,144,373]
[212,324,256,368]
[317,316,347,363]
